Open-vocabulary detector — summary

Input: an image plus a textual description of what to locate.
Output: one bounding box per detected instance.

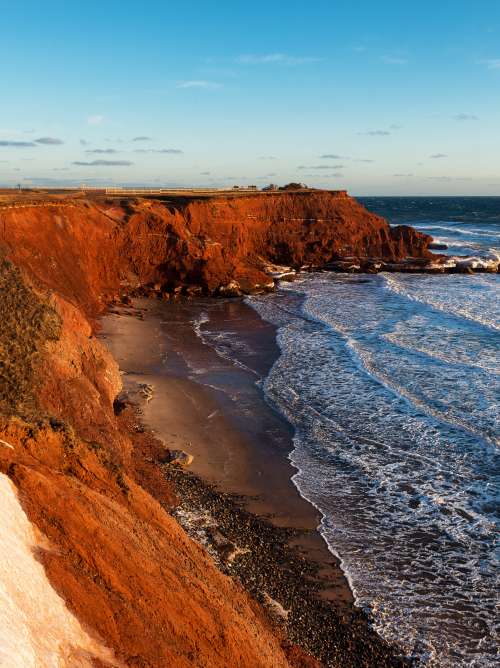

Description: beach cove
[100,296,410,667]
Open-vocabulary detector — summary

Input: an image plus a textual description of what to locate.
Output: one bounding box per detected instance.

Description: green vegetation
[0,256,61,417]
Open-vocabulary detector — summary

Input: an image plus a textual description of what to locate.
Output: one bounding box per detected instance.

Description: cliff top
[0,187,348,208]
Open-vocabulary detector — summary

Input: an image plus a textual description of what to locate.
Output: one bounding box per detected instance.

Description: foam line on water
[248,276,499,667]
[191,311,260,377]
[382,273,500,332]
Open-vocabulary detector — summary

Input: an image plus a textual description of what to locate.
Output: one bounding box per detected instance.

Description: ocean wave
[415,223,500,239]
[249,273,499,667]
[432,236,483,249]
[382,273,500,332]
[383,317,500,375]
[191,311,260,377]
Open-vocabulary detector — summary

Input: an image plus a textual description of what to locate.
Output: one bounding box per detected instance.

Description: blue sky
[1,0,499,195]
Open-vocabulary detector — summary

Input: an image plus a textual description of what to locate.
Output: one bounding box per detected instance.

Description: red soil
[0,191,431,311]
[0,295,314,667]
[0,192,427,666]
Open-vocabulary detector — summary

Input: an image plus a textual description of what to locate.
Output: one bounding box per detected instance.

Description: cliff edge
[0,191,432,311]
[0,192,426,667]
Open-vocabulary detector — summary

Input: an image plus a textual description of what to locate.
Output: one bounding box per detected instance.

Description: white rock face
[0,473,121,668]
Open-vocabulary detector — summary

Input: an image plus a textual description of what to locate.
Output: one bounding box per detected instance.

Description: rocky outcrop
[0,262,306,668]
[0,192,431,667]
[0,191,432,311]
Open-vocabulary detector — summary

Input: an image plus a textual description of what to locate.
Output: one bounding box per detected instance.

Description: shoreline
[100,296,411,666]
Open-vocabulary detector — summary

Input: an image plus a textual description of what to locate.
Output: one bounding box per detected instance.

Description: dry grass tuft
[0,256,61,417]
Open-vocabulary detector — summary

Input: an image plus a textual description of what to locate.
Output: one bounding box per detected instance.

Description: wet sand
[100,297,410,665]
[101,297,351,603]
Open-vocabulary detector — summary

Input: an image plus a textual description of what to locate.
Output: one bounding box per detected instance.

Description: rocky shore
[163,463,411,667]
[0,189,477,666]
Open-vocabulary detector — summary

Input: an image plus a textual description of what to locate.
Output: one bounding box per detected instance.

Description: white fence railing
[104,187,259,195]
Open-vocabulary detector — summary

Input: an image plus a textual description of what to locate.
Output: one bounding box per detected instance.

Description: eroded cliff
[0,259,312,668]
[0,191,432,309]
[0,192,428,667]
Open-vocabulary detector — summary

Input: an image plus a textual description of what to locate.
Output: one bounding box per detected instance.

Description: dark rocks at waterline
[119,255,499,311]
[163,465,412,668]
[321,257,499,275]
[161,449,194,467]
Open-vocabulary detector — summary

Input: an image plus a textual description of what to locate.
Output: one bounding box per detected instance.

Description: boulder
[163,449,194,467]
[218,281,242,297]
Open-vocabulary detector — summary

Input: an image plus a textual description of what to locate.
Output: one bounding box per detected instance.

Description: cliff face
[0,192,429,667]
[0,264,307,668]
[0,192,432,308]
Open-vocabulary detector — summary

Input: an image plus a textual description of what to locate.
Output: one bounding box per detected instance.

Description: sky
[0,0,499,195]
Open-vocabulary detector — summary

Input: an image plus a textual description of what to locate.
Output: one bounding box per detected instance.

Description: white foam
[432,236,483,249]
[249,274,499,667]
[0,474,121,668]
[417,223,500,238]
[383,273,500,332]
[191,312,260,377]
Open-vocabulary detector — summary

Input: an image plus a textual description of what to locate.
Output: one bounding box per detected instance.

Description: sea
[243,197,498,667]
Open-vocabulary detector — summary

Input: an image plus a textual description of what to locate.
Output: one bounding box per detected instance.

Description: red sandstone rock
[0,192,432,312]
[0,192,431,667]
[0,291,297,668]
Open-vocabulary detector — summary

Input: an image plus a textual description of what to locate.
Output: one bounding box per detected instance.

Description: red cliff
[0,191,427,667]
[0,191,432,309]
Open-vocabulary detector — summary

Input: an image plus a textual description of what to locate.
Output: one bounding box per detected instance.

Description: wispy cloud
[177,80,222,89]
[258,155,278,160]
[478,59,500,70]
[87,115,104,125]
[0,140,36,147]
[357,130,391,136]
[300,172,344,178]
[85,148,119,154]
[236,53,322,65]
[425,176,473,181]
[133,148,183,154]
[320,153,374,163]
[382,56,408,65]
[23,176,113,186]
[35,137,64,145]
[132,136,152,141]
[393,173,414,177]
[430,153,447,159]
[453,113,478,121]
[80,139,90,146]
[298,164,345,170]
[72,159,133,166]
[0,136,64,147]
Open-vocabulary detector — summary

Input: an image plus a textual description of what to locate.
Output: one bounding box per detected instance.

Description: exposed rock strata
[0,191,432,310]
[0,264,305,667]
[0,192,430,666]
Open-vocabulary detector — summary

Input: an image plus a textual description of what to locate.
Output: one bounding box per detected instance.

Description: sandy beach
[100,296,410,666]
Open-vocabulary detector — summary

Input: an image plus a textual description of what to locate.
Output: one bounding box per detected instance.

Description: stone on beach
[218,281,243,297]
[163,449,194,467]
